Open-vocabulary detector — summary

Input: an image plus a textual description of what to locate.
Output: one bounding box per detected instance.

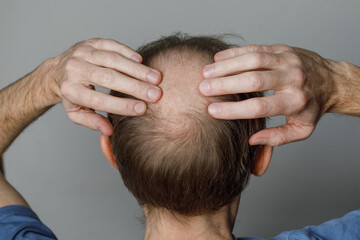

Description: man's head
[102,33,269,217]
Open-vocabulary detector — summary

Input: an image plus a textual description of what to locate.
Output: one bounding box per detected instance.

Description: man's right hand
[49,38,163,136]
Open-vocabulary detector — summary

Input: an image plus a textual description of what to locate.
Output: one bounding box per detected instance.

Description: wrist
[326,60,360,115]
[31,57,62,106]
[323,59,343,113]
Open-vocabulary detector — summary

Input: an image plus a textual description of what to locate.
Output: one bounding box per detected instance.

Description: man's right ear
[251,145,274,177]
[100,133,118,170]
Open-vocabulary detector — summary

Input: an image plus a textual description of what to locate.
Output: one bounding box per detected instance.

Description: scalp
[107,33,266,216]
[144,47,214,135]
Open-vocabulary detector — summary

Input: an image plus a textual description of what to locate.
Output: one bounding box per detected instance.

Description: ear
[251,145,273,176]
[100,133,118,170]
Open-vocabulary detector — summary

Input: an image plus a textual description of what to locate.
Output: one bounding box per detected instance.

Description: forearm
[0,59,59,155]
[0,172,29,207]
[327,60,360,115]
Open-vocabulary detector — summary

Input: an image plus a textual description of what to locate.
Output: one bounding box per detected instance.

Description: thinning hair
[108,33,265,216]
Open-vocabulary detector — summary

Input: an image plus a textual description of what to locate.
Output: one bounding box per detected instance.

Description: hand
[199,44,337,146]
[50,38,162,136]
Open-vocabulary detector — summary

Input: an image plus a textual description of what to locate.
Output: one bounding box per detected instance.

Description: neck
[144,194,240,240]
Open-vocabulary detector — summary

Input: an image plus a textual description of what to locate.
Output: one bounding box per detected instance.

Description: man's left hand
[199,44,339,146]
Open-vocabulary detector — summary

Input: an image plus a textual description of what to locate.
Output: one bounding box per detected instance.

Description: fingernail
[147,71,160,84]
[148,87,161,100]
[203,66,214,78]
[134,102,146,114]
[215,52,227,61]
[199,80,211,94]
[131,55,142,63]
[208,104,221,117]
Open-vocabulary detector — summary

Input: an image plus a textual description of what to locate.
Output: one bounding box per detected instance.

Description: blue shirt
[237,209,360,240]
[0,205,359,240]
[0,205,56,240]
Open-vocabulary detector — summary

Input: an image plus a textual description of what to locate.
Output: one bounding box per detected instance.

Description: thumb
[249,124,314,146]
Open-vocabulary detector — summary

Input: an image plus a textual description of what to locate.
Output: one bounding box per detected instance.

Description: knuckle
[290,53,304,68]
[60,81,72,98]
[96,69,114,86]
[250,52,265,67]
[84,38,102,48]
[89,94,103,108]
[119,101,133,114]
[294,91,308,111]
[126,81,139,95]
[229,47,240,57]
[292,68,306,87]
[138,86,149,99]
[231,48,240,56]
[253,53,265,67]
[98,38,125,50]
[104,51,120,66]
[131,63,148,80]
[92,50,116,66]
[89,48,101,59]
[277,44,292,52]
[85,38,101,44]
[67,112,79,125]
[73,45,92,57]
[253,99,269,117]
[212,78,225,92]
[246,44,261,52]
[248,72,264,90]
[104,38,122,47]
[127,61,140,75]
[102,38,115,44]
[97,38,112,48]
[65,58,80,74]
[274,136,286,146]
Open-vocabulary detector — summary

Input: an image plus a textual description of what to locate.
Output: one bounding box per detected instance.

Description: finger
[214,44,292,61]
[74,47,162,85]
[78,61,162,102]
[199,70,289,96]
[61,83,147,116]
[67,109,114,136]
[249,123,314,146]
[203,52,282,79]
[207,92,306,119]
[85,38,143,62]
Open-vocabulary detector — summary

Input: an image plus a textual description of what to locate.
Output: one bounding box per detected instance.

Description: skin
[0,40,359,239]
[52,38,163,136]
[199,44,360,146]
[0,38,162,208]
[142,194,241,240]
[101,134,272,240]
[100,49,273,240]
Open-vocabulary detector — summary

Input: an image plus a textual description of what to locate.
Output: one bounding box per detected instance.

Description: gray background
[1,0,360,239]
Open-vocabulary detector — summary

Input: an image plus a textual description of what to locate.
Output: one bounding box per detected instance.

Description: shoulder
[235,209,360,240]
[0,205,57,240]
[274,209,360,240]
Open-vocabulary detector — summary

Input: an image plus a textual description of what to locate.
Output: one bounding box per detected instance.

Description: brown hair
[108,33,265,216]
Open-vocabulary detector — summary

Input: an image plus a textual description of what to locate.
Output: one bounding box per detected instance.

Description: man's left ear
[100,133,118,170]
[251,145,274,176]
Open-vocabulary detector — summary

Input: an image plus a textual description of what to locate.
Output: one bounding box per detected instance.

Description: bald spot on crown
[144,49,214,135]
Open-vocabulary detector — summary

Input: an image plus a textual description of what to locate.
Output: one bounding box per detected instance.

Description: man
[0,33,359,239]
